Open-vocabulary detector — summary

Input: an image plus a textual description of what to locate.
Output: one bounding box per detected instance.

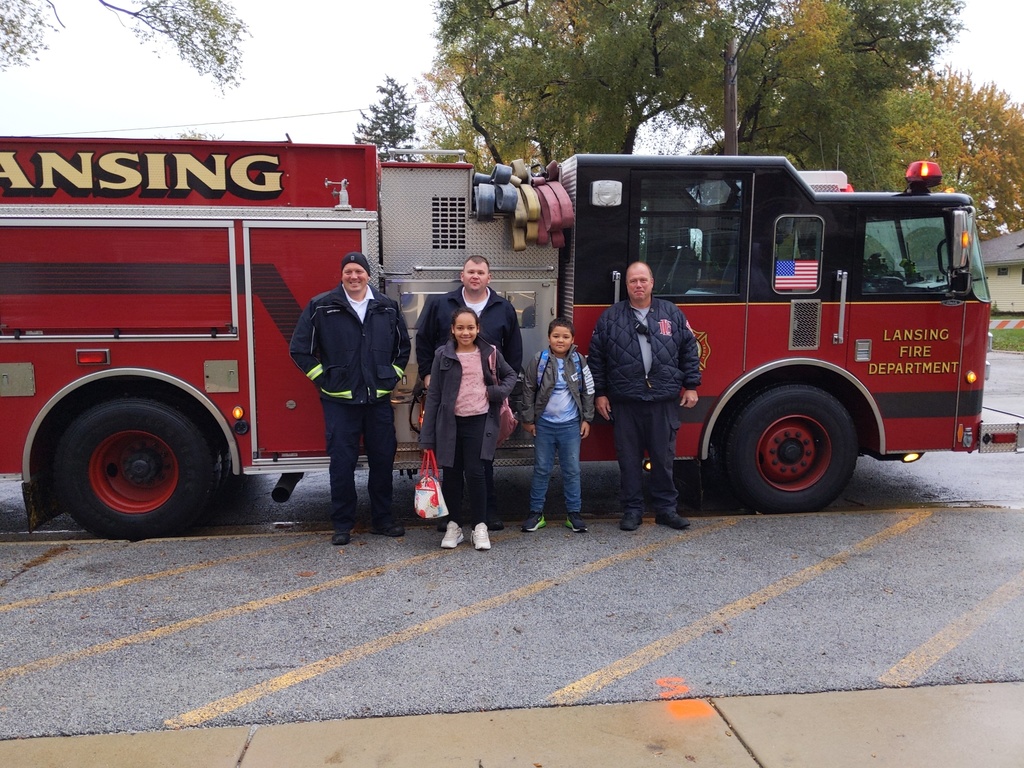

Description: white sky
[0,0,1018,144]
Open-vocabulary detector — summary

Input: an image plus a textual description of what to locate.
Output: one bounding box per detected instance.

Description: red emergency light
[905,160,942,193]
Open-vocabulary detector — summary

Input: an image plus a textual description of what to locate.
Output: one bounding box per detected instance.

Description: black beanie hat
[341,251,372,273]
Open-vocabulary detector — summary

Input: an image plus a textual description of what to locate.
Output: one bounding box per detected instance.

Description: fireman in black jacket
[290,251,411,545]
[588,261,701,532]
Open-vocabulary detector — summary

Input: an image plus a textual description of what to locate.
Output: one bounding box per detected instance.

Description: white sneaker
[441,521,464,549]
[472,522,491,551]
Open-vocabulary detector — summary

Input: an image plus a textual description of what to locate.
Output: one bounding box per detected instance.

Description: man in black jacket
[290,251,411,545]
[587,261,701,531]
[415,255,523,531]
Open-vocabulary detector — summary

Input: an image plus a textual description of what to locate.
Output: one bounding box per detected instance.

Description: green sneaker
[521,513,546,532]
[565,512,588,532]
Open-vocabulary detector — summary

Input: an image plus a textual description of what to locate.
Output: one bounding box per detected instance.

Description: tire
[724,385,857,514]
[53,398,217,539]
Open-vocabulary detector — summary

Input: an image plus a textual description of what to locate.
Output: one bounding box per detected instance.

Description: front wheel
[724,385,857,514]
[54,399,217,539]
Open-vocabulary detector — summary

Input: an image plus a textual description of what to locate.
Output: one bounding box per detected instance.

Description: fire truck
[1,137,1019,540]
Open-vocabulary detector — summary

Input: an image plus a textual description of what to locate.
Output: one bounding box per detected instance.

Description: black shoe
[486,519,505,532]
[331,531,351,545]
[619,512,643,531]
[370,524,405,537]
[655,511,691,530]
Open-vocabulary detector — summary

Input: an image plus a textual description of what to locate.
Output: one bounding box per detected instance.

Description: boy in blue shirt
[518,318,595,532]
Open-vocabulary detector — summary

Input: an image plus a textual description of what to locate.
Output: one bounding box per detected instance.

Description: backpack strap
[536,348,550,386]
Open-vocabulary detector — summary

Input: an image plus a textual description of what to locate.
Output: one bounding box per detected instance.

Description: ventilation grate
[789,300,821,350]
[431,196,467,250]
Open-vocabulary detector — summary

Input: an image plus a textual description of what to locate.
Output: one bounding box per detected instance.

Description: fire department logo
[694,330,710,371]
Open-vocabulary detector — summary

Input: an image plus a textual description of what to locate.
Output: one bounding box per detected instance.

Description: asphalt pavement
[1,353,1022,766]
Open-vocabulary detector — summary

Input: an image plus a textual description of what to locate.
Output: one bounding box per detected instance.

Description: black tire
[53,398,217,539]
[724,385,857,514]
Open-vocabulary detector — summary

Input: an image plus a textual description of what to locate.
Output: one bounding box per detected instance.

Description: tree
[353,76,418,158]
[888,68,1024,238]
[428,0,964,174]
[0,0,249,89]
[430,0,729,166]
[703,0,963,185]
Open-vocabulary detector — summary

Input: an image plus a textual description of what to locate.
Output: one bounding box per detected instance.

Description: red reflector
[989,433,1016,444]
[76,349,110,365]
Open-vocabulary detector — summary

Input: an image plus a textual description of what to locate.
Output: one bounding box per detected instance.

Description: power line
[42,97,449,138]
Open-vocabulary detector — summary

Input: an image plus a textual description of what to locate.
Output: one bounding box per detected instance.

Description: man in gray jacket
[587,261,701,531]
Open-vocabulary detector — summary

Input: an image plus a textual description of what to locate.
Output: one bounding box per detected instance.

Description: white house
[981,229,1024,314]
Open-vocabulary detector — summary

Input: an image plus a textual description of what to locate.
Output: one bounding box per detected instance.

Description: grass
[991,313,1024,352]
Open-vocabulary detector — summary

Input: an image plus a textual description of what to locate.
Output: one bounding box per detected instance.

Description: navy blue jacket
[587,298,701,403]
[290,285,411,405]
[415,287,523,376]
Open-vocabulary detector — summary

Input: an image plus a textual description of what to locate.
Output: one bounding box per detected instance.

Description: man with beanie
[290,251,411,545]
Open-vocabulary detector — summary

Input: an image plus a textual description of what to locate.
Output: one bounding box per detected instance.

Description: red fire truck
[1,137,1019,539]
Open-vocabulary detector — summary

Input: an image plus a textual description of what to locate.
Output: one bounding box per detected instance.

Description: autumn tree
[889,68,1024,238]
[353,76,418,157]
[0,0,248,89]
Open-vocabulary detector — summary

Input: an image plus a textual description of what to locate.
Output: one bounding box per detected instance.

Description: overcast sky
[0,0,1017,147]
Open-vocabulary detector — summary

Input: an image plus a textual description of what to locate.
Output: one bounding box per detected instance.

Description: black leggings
[442,414,489,526]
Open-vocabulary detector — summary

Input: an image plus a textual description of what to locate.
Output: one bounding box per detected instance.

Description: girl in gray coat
[419,307,517,550]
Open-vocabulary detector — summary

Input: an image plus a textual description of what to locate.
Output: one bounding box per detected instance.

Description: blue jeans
[529,416,582,513]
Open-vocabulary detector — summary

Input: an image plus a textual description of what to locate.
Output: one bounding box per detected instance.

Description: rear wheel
[54,399,216,539]
[724,385,857,514]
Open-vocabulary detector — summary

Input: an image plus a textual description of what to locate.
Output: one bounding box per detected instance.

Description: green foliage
[718,0,963,184]
[0,0,248,89]
[430,0,727,165]
[354,76,418,158]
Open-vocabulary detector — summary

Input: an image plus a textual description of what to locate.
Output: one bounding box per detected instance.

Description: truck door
[844,210,968,453]
[246,220,371,463]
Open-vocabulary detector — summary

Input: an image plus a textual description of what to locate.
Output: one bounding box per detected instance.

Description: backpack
[511,349,590,420]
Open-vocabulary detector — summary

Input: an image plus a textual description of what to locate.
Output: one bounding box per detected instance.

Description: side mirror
[951,210,971,270]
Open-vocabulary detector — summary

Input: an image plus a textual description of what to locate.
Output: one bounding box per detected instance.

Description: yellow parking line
[0,548,449,685]
[165,520,737,729]
[879,566,1024,687]
[0,540,311,613]
[547,510,933,706]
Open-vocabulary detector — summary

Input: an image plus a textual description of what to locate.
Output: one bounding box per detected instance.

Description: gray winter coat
[418,337,517,467]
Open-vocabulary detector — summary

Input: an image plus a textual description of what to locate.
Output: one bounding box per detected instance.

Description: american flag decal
[774,259,819,291]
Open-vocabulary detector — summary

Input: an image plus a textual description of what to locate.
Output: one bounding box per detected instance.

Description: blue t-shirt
[541,357,579,424]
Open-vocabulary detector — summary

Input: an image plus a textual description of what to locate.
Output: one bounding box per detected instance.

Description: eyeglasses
[634,321,649,336]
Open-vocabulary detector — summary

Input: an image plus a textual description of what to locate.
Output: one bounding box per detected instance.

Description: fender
[700,358,886,459]
[22,367,240,479]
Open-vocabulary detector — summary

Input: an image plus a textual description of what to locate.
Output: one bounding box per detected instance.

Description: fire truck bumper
[978,423,1024,453]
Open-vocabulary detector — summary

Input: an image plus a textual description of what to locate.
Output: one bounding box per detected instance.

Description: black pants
[611,399,681,516]
[442,414,489,527]
[322,399,397,534]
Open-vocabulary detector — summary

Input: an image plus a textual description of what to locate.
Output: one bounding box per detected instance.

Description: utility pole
[724,37,739,156]
[722,1,773,157]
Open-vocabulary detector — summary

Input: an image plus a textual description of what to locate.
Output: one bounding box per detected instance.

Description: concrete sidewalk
[2,682,1022,767]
